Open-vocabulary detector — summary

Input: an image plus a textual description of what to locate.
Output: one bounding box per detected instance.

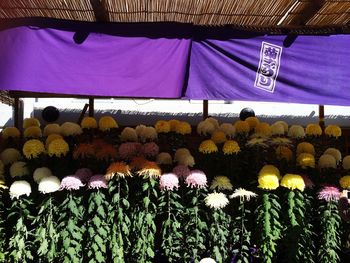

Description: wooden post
[203,100,208,120]
[88,97,94,117]
[78,103,89,124]
[13,97,20,129]
[319,105,325,130]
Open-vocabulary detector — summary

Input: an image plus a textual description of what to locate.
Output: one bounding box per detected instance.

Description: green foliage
[0,191,6,263]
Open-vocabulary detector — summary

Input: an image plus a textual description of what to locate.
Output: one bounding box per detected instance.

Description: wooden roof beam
[90,0,109,22]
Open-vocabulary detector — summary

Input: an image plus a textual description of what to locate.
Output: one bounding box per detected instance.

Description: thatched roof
[0,91,14,106]
[0,0,349,34]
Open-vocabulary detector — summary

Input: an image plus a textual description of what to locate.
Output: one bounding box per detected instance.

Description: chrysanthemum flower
[273,121,288,133]
[130,156,148,170]
[324,148,342,164]
[270,137,292,146]
[43,124,61,136]
[10,161,29,178]
[0,179,7,189]
[222,140,240,155]
[60,175,84,190]
[234,120,250,134]
[255,122,272,137]
[211,130,227,144]
[305,123,322,136]
[318,154,337,169]
[88,175,108,190]
[230,188,257,202]
[197,120,215,136]
[24,126,42,138]
[61,122,83,136]
[275,146,293,162]
[135,124,147,137]
[172,165,191,179]
[199,258,216,263]
[23,139,45,159]
[23,117,40,129]
[297,142,315,156]
[271,123,285,135]
[245,117,260,130]
[95,143,118,161]
[175,121,192,135]
[48,138,69,157]
[81,116,97,129]
[139,126,158,142]
[174,148,191,162]
[120,127,138,142]
[297,153,315,168]
[288,125,305,138]
[280,174,305,191]
[75,168,93,183]
[106,162,132,180]
[118,142,141,160]
[98,116,118,131]
[199,140,218,154]
[205,192,229,209]
[38,175,61,193]
[177,154,195,167]
[219,123,235,138]
[318,186,340,202]
[339,176,350,189]
[185,170,207,188]
[9,180,31,199]
[155,120,171,133]
[137,161,162,179]
[258,173,279,190]
[159,173,179,191]
[210,176,233,191]
[45,134,63,148]
[168,119,181,132]
[73,143,95,159]
[343,156,350,170]
[325,125,342,138]
[0,148,21,165]
[33,167,53,183]
[156,152,173,165]
[259,165,281,180]
[246,137,269,148]
[142,142,160,158]
[2,127,20,139]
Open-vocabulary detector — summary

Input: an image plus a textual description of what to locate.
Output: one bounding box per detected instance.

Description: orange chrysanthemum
[130,156,148,170]
[137,161,162,179]
[105,162,132,180]
[95,143,118,161]
[73,143,95,159]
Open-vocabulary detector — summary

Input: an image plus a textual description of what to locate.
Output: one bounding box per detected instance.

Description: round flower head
[245,117,260,130]
[258,173,279,190]
[234,120,250,134]
[48,138,69,157]
[2,127,20,139]
[75,168,93,183]
[61,122,83,136]
[204,117,219,129]
[139,126,158,142]
[0,179,7,189]
[23,139,45,159]
[305,123,322,136]
[318,154,337,169]
[210,176,233,191]
[288,125,305,138]
[297,142,315,156]
[259,165,281,180]
[81,116,97,129]
[159,173,179,191]
[246,137,269,148]
[0,148,21,165]
[211,130,227,144]
[10,161,29,178]
[200,258,216,263]
[271,137,292,146]
[130,156,147,170]
[168,119,180,132]
[325,125,341,138]
[73,143,95,159]
[155,120,170,133]
[318,186,340,202]
[172,165,191,179]
[219,123,235,138]
[38,175,60,194]
[205,192,229,209]
[88,175,108,190]
[9,180,31,199]
[106,162,132,180]
[43,124,61,136]
[60,175,84,190]
[120,127,138,142]
[324,148,341,164]
[23,117,40,129]
[197,120,215,136]
[177,154,195,167]
[156,152,173,165]
[340,176,350,189]
[230,188,257,202]
[33,167,53,183]
[297,153,315,169]
[175,121,192,135]
[255,122,272,137]
[174,148,191,162]
[275,146,293,162]
[271,123,285,135]
[137,161,162,179]
[185,170,207,188]
[280,174,305,191]
[98,116,118,131]
[223,140,240,155]
[135,124,147,137]
[142,142,160,158]
[343,156,350,170]
[199,140,218,154]
[273,121,288,133]
[118,142,142,160]
[45,134,63,148]
[95,143,118,161]
[24,126,42,138]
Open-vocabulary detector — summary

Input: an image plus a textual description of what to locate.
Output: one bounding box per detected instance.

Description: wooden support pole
[13,97,21,129]
[203,100,208,120]
[319,105,325,130]
[88,97,94,117]
[78,103,89,124]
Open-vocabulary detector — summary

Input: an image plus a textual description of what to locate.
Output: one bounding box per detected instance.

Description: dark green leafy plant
[0,189,7,262]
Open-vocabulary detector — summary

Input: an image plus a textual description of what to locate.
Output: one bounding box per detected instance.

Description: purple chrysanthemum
[118,142,142,160]
[159,173,179,191]
[185,170,207,189]
[60,175,84,190]
[88,174,108,190]
[142,142,159,158]
[75,168,93,183]
[172,165,191,179]
[318,186,340,202]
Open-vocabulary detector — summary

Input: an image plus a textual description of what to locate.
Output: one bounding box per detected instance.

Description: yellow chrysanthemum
[2,127,20,139]
[234,120,250,134]
[48,138,69,157]
[211,131,227,144]
[296,153,315,168]
[23,126,42,138]
[210,176,233,191]
[258,173,279,190]
[270,123,285,135]
[288,125,305,138]
[245,117,260,130]
[255,122,272,137]
[275,146,293,162]
[23,139,45,159]
[280,174,305,191]
[43,124,61,136]
[273,121,288,133]
[98,116,118,131]
[339,176,350,189]
[155,120,171,133]
[23,117,40,129]
[168,119,180,132]
[296,142,315,156]
[45,134,63,148]
[175,121,192,135]
[0,179,7,189]
[325,125,342,138]
[259,165,281,180]
[199,140,218,154]
[246,138,268,148]
[305,123,322,136]
[81,116,97,129]
[222,140,240,155]
[324,148,342,164]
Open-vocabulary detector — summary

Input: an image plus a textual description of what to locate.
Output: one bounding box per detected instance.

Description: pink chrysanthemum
[142,142,159,159]
[60,175,84,191]
[172,165,191,179]
[88,174,108,190]
[159,173,179,191]
[75,168,93,183]
[185,170,207,189]
[118,142,142,160]
[318,186,340,202]
[301,175,315,189]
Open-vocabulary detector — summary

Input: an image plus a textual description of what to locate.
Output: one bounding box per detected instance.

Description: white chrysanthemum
[61,122,83,136]
[177,154,195,167]
[204,192,229,209]
[343,155,350,170]
[139,126,157,142]
[43,124,61,136]
[230,188,257,202]
[273,121,288,133]
[38,175,60,194]
[10,161,29,178]
[174,148,191,162]
[318,154,337,169]
[33,167,53,183]
[324,148,342,164]
[199,258,216,263]
[206,117,219,129]
[0,148,22,165]
[271,123,285,135]
[135,124,147,137]
[120,127,138,142]
[219,123,236,138]
[197,120,216,136]
[156,152,173,165]
[288,125,305,138]
[9,180,31,199]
